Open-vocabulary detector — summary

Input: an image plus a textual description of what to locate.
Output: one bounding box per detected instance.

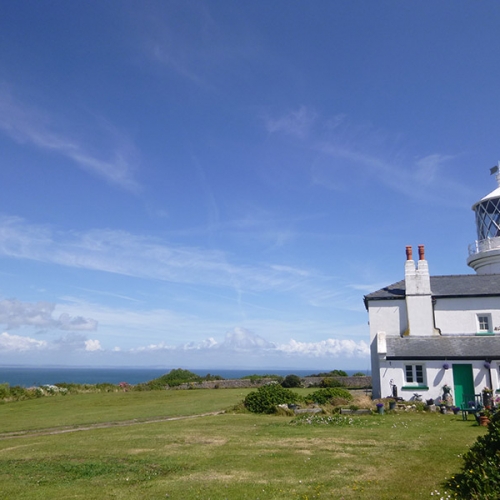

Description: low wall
[302,376,371,388]
[169,376,372,390]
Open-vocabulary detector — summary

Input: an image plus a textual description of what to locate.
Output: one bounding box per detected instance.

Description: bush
[244,383,301,414]
[0,383,9,399]
[309,369,348,377]
[306,387,353,405]
[142,368,203,389]
[281,374,302,388]
[320,377,346,388]
[352,372,366,377]
[444,409,500,499]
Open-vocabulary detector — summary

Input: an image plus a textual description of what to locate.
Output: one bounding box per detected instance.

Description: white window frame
[477,313,492,333]
[404,364,425,385]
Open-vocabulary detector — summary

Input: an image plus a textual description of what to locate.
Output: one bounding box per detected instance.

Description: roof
[385,335,500,360]
[364,274,500,306]
[472,185,500,210]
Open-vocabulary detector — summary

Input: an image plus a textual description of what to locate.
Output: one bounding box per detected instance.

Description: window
[405,364,425,384]
[477,314,491,332]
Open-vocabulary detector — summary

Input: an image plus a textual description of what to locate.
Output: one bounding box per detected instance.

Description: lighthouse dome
[467,168,500,274]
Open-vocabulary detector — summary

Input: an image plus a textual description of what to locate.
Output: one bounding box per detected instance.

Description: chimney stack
[404,245,437,336]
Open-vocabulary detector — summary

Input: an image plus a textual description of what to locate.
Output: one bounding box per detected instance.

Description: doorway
[452,364,474,407]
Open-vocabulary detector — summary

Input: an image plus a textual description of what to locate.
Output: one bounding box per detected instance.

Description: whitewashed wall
[434,296,500,334]
[377,359,493,403]
[368,300,406,341]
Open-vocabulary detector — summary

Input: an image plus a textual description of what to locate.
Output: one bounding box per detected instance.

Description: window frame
[404,363,425,385]
[477,313,492,333]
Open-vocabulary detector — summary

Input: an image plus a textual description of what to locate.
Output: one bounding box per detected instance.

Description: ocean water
[0,366,369,387]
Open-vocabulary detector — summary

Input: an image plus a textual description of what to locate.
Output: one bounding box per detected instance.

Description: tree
[281,374,302,388]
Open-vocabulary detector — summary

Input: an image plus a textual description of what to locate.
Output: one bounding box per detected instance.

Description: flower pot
[376,405,384,414]
[479,416,490,427]
[440,406,447,414]
[389,401,396,411]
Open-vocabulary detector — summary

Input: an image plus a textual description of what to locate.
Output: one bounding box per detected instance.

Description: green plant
[138,368,203,390]
[308,369,348,377]
[244,383,301,414]
[0,383,9,399]
[281,374,302,388]
[306,387,353,405]
[444,409,500,498]
[320,377,346,388]
[290,414,365,426]
[352,372,366,377]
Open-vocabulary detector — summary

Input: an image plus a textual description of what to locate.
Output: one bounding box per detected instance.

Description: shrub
[281,374,302,388]
[203,373,224,381]
[244,383,301,414]
[142,368,203,389]
[0,383,9,399]
[306,387,353,405]
[309,369,348,377]
[352,372,366,377]
[444,409,500,499]
[320,377,345,388]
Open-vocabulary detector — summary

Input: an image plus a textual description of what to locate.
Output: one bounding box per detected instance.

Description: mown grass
[0,388,255,433]
[0,389,484,499]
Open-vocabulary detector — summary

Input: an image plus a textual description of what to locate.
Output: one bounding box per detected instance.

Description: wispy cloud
[265,107,475,206]
[265,106,317,139]
[0,216,329,296]
[0,87,141,193]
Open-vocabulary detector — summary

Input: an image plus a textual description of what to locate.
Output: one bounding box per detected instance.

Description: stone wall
[168,376,372,390]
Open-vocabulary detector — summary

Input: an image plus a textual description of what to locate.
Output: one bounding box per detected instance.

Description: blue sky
[0,1,499,370]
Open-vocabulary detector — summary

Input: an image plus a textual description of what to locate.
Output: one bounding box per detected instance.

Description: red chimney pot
[418,245,425,260]
[406,246,413,260]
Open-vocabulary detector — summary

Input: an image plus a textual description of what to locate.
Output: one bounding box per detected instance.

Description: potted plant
[376,402,384,414]
[483,387,493,408]
[479,407,491,426]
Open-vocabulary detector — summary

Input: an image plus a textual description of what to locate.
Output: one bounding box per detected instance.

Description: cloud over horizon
[0,326,369,365]
[0,299,97,331]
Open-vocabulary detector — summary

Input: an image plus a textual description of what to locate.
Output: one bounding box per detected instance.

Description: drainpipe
[431,297,442,335]
[486,360,493,391]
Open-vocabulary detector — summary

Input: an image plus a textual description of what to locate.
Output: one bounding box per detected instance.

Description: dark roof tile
[364,274,500,303]
[386,335,500,359]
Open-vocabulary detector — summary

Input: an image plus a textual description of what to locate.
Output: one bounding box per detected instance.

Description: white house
[365,170,500,406]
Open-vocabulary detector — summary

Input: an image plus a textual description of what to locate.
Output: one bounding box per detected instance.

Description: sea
[0,366,369,387]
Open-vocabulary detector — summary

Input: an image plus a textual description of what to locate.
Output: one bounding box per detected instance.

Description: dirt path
[0,410,225,441]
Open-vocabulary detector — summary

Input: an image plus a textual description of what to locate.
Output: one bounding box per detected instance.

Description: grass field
[0,388,484,499]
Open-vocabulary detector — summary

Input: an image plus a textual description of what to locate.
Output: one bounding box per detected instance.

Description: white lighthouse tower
[467,164,500,274]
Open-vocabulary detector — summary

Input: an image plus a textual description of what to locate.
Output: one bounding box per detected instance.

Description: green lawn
[0,389,484,499]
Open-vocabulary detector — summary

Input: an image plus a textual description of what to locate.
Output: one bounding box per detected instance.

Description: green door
[452,364,474,408]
